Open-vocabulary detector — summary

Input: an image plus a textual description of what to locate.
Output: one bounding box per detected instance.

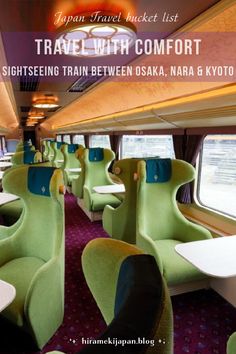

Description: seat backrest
[11,151,42,166]
[81,238,173,354]
[61,144,83,169]
[16,143,35,153]
[41,140,49,159]
[83,148,115,190]
[2,165,64,262]
[51,142,64,164]
[48,141,55,162]
[136,158,197,241]
[107,158,142,244]
[71,146,86,198]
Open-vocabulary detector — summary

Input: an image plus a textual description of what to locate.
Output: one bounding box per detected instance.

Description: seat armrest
[137,231,163,274]
[102,205,115,235]
[83,185,92,211]
[0,236,16,266]
[25,257,64,349]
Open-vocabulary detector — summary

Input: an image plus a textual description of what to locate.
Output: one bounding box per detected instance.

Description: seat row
[0,142,235,353]
[41,143,212,293]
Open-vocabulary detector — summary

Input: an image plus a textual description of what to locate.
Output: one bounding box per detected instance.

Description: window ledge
[178,203,236,236]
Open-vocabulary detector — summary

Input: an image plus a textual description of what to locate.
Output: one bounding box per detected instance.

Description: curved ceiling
[0,0,235,133]
[42,0,236,133]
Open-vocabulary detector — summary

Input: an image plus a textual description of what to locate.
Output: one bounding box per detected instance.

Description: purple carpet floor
[0,193,235,354]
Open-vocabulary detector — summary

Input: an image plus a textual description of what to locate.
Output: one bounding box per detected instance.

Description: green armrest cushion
[227,332,236,354]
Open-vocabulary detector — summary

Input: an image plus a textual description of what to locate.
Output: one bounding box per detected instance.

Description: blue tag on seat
[68,144,78,153]
[57,142,64,149]
[89,148,104,162]
[23,145,31,152]
[146,158,172,183]
[24,151,35,164]
[28,167,57,196]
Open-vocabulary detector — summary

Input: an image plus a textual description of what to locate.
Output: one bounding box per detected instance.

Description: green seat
[11,151,42,166]
[103,158,141,244]
[227,333,236,354]
[0,165,65,348]
[51,142,64,168]
[15,141,35,153]
[61,144,83,186]
[81,238,173,354]
[46,239,173,354]
[136,158,212,288]
[41,140,52,161]
[83,148,121,212]
[71,146,85,198]
[48,141,55,162]
[41,140,48,161]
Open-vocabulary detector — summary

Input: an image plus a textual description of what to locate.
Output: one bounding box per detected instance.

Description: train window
[196,135,236,218]
[90,135,111,149]
[120,135,175,159]
[73,134,85,146]
[56,135,62,142]
[1,136,6,152]
[63,135,71,144]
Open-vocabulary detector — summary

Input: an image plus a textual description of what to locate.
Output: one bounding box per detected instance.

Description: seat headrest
[68,144,78,153]
[28,166,57,196]
[57,142,64,149]
[145,158,172,183]
[23,151,36,164]
[23,145,32,152]
[89,148,104,162]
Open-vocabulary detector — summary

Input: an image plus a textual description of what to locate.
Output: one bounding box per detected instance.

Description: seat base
[77,198,103,222]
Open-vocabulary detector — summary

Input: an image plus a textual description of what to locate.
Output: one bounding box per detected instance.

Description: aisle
[44,193,108,353]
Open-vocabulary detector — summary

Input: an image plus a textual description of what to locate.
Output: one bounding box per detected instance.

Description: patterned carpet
[0,193,235,354]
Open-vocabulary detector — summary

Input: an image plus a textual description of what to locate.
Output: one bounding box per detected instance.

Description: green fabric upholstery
[51,142,64,168]
[0,165,65,348]
[11,151,42,166]
[103,158,141,244]
[227,333,236,354]
[82,238,143,324]
[82,238,173,354]
[61,144,83,186]
[0,199,23,226]
[0,166,24,227]
[82,148,121,212]
[15,142,35,153]
[48,141,55,162]
[136,159,212,287]
[71,146,86,198]
[46,239,173,354]
[41,140,51,161]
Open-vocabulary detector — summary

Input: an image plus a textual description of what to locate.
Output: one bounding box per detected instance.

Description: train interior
[0,0,236,353]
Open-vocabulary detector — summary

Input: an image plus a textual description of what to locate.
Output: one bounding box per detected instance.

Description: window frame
[90,134,111,149]
[72,134,85,146]
[195,134,236,220]
[62,134,71,144]
[56,134,62,142]
[119,134,175,159]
